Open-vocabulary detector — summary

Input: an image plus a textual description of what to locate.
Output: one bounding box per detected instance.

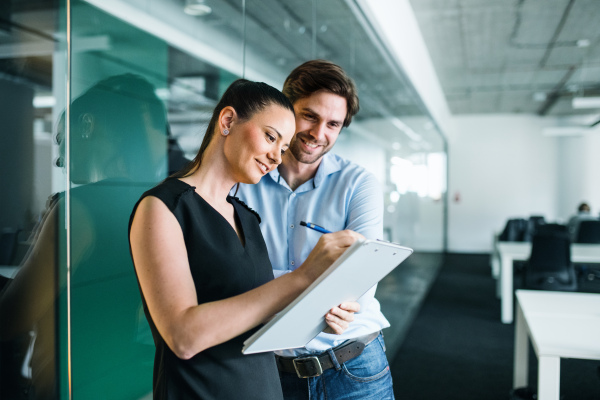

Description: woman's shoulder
[142,178,196,211]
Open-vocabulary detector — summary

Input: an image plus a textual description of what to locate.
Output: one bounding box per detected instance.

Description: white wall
[447,114,559,252]
[557,132,600,220]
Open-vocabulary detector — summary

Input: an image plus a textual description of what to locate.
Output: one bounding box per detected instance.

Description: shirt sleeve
[345,171,384,240]
[344,171,385,312]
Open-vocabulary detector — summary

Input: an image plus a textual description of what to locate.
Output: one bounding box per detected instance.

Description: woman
[128,79,362,400]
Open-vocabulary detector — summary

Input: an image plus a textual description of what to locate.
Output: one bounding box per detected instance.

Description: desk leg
[501,255,514,324]
[513,303,528,388]
[491,251,500,279]
[538,356,560,400]
[496,267,501,299]
[492,253,500,298]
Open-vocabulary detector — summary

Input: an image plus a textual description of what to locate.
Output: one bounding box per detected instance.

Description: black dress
[128,178,284,400]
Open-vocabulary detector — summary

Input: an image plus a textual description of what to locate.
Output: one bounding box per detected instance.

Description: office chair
[574,220,600,286]
[575,220,600,244]
[523,230,577,292]
[499,218,527,242]
[523,216,546,242]
[536,223,568,235]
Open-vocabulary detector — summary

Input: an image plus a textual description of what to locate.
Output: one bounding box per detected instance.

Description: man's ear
[218,106,237,136]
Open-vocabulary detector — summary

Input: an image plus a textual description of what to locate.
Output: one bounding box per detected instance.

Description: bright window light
[33,96,56,108]
[427,153,447,200]
[389,152,446,200]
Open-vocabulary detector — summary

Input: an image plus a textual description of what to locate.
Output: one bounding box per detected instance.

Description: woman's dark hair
[59,73,168,183]
[173,79,294,178]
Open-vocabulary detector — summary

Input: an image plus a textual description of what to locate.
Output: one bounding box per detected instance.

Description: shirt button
[290,224,294,228]
[291,261,295,266]
[291,193,296,197]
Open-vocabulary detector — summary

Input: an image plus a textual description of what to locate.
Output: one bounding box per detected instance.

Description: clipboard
[242,239,413,354]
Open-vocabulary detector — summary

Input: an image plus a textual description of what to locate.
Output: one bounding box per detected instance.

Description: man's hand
[323,301,361,334]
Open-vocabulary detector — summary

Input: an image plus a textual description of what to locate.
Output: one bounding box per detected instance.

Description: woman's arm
[130,196,361,360]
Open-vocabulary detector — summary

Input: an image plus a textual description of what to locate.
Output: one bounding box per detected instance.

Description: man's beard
[289,134,329,164]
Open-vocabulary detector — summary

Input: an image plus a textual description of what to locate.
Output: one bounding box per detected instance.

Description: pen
[300,221,332,234]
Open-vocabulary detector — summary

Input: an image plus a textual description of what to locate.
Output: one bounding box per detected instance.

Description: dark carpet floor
[390,253,600,400]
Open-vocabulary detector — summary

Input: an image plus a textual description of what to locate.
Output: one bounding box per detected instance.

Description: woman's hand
[298,230,364,283]
[323,301,361,334]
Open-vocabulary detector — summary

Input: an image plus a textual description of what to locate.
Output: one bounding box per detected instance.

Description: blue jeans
[278,333,394,400]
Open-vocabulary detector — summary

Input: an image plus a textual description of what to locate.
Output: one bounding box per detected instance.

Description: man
[568,202,596,241]
[236,60,394,399]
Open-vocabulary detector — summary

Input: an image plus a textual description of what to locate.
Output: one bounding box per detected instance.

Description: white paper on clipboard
[242,239,413,354]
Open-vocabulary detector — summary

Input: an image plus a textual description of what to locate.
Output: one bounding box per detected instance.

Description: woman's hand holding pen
[293,229,363,335]
[296,230,364,284]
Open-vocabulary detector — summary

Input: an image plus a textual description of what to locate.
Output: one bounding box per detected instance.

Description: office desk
[513,290,600,400]
[496,242,600,323]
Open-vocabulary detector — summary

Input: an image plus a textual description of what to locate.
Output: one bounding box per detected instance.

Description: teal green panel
[68,2,168,398]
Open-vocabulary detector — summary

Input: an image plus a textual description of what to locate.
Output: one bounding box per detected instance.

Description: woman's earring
[223,129,229,136]
[80,113,94,140]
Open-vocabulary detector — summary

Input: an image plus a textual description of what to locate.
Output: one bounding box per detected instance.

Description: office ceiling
[1,0,427,118]
[4,0,600,123]
[407,0,600,119]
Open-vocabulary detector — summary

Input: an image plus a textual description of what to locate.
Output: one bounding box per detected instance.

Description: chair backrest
[536,223,568,235]
[499,218,527,241]
[525,230,577,291]
[529,231,570,272]
[575,220,600,244]
[523,215,546,242]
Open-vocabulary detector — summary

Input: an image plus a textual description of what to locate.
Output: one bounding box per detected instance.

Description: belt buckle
[292,356,323,378]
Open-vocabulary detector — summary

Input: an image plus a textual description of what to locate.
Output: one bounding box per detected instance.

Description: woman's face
[225,104,295,184]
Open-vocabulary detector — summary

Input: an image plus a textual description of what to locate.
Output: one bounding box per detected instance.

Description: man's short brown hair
[282,59,359,127]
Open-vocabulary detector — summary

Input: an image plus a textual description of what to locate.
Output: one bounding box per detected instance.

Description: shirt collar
[313,153,341,187]
[267,153,341,191]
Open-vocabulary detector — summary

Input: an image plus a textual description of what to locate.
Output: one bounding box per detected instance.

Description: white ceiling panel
[408,0,600,118]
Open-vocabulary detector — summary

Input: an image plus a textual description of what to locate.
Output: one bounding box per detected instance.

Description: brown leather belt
[275,331,380,378]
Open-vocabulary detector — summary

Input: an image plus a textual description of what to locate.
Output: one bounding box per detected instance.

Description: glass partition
[67,3,167,398]
[0,0,68,398]
[66,1,249,397]
[311,0,447,250]
[0,0,447,398]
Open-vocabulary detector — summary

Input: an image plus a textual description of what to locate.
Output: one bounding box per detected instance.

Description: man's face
[288,91,347,164]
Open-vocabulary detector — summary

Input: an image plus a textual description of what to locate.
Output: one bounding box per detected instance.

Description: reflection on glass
[66,74,167,399]
[2,73,168,399]
[0,2,63,399]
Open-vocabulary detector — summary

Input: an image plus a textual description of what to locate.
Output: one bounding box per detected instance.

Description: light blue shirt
[236,152,390,355]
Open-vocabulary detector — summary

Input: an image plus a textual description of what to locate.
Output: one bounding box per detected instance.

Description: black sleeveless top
[128,178,283,400]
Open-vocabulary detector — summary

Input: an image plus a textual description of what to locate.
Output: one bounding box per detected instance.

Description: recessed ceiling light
[184,0,212,16]
[542,127,585,136]
[576,39,590,47]
[33,95,56,108]
[572,97,600,109]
